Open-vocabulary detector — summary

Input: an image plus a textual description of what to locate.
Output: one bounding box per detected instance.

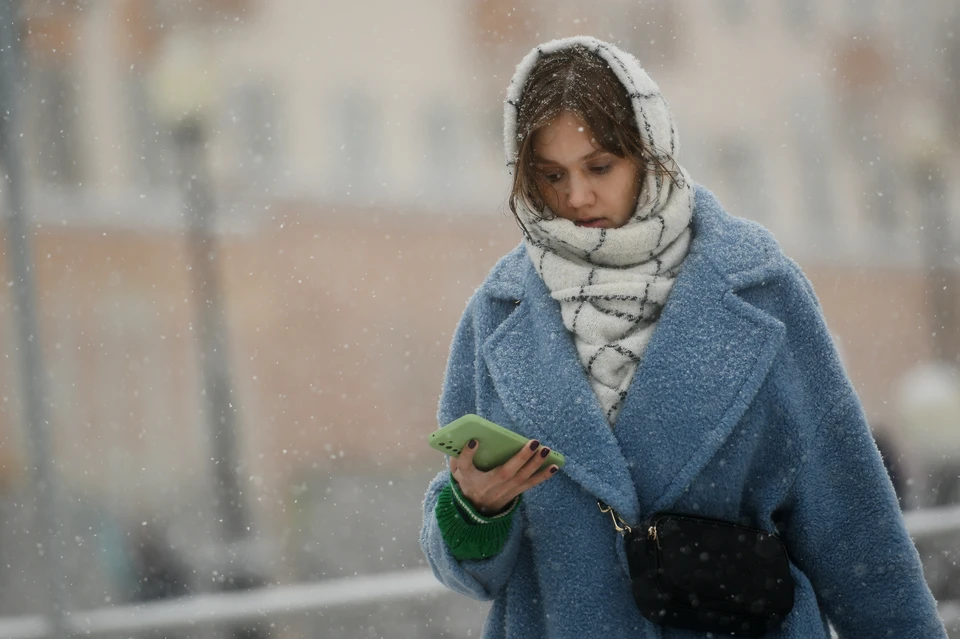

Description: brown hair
[507,45,677,227]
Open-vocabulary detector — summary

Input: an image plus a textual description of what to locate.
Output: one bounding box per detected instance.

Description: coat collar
[479,186,787,522]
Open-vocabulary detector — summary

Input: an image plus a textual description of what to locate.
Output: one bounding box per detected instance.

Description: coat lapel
[613,245,785,515]
[481,258,641,524]
[480,188,787,524]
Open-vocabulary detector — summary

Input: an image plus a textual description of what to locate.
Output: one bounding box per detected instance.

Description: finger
[456,438,480,472]
[515,445,551,482]
[485,460,549,508]
[487,452,550,504]
[494,439,541,482]
[517,464,560,493]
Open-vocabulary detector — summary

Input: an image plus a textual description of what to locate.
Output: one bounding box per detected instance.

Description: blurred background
[0,0,958,637]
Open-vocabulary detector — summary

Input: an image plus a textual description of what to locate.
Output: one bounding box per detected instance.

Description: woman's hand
[450,439,559,515]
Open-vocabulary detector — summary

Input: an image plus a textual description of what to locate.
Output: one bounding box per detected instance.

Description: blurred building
[0,0,958,616]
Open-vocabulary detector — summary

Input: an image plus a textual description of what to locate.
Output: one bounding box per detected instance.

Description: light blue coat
[419,186,947,638]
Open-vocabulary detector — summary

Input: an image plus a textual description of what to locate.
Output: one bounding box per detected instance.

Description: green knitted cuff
[449,478,520,524]
[435,481,519,561]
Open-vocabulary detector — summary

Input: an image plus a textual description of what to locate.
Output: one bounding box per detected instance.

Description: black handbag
[599,503,795,637]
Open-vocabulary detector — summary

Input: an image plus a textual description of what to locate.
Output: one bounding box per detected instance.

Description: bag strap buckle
[597,501,632,535]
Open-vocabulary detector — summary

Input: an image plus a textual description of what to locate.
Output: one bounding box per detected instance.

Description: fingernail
[550,466,558,474]
[529,440,540,451]
[468,439,477,449]
[539,447,550,458]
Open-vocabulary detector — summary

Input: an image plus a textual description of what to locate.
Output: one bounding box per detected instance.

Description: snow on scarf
[504,36,694,425]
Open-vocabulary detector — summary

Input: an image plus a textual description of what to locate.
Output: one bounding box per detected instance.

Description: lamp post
[147,31,265,610]
[0,3,67,637]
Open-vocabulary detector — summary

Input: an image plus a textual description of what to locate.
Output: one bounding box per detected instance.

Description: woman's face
[531,111,642,229]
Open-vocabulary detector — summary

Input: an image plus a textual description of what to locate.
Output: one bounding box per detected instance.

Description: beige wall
[4,0,956,539]
[28,0,958,258]
[0,210,952,510]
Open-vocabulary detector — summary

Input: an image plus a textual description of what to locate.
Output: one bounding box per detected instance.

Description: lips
[575,218,607,228]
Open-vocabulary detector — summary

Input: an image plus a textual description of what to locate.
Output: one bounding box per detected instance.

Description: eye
[540,171,563,184]
[590,164,612,175]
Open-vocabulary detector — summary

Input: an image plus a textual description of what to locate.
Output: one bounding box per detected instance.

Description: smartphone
[428,414,565,472]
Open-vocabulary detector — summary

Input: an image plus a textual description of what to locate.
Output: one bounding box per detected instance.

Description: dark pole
[0,2,66,637]
[172,116,268,639]
[171,118,250,544]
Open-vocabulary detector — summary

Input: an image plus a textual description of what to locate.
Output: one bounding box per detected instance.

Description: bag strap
[597,500,634,535]
[598,501,661,547]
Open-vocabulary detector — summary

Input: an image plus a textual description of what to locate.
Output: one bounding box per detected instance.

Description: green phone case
[428,414,566,472]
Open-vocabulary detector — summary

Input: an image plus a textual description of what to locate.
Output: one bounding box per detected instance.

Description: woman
[419,36,946,638]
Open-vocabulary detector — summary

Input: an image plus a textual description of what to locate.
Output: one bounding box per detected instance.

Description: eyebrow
[533,149,609,165]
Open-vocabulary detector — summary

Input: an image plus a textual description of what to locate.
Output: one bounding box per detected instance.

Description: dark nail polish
[550,466,558,474]
[468,439,477,449]
[540,447,550,458]
[529,440,540,451]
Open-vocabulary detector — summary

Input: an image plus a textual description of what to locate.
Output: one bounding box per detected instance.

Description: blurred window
[485,106,503,160]
[229,82,280,172]
[782,0,813,35]
[721,0,750,26]
[423,102,458,196]
[845,121,898,232]
[716,136,769,224]
[335,93,378,193]
[867,151,898,232]
[125,71,173,188]
[844,0,878,31]
[791,94,835,235]
[26,62,82,184]
[611,4,679,66]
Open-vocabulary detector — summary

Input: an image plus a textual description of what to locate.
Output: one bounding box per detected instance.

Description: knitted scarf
[504,36,694,425]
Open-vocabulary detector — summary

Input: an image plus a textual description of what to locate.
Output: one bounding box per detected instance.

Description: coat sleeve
[780,391,947,638]
[419,295,524,601]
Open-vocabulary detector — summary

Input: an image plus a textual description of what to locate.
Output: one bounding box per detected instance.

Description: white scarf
[504,37,694,425]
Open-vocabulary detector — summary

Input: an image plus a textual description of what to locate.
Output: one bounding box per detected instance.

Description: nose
[566,172,595,209]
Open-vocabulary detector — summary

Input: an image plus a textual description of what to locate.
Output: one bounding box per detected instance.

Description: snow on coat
[420,185,947,638]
